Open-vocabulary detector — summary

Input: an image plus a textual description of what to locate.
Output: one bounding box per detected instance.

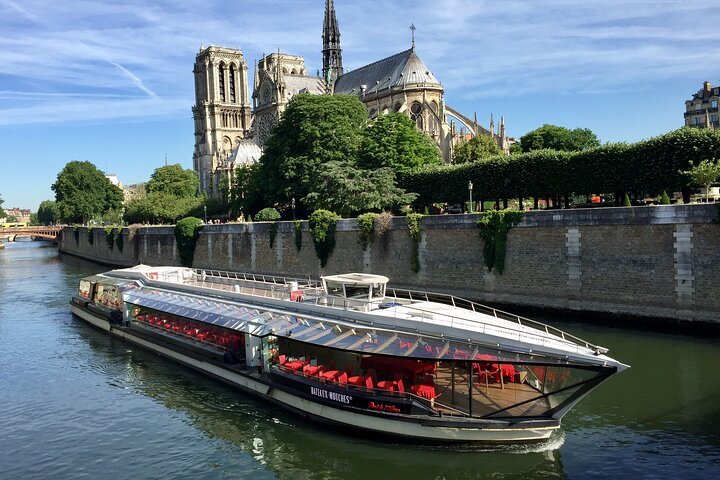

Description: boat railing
[191,268,322,290]
[384,287,607,355]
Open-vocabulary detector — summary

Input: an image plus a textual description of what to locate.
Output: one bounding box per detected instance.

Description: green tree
[36,200,58,225]
[6,215,18,223]
[252,94,368,210]
[358,113,441,172]
[682,159,720,199]
[29,213,39,226]
[452,135,502,164]
[146,164,199,197]
[303,161,417,218]
[0,194,5,219]
[518,124,600,152]
[52,161,123,224]
[124,191,203,225]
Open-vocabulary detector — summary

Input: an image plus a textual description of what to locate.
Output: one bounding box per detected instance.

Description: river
[1,241,718,479]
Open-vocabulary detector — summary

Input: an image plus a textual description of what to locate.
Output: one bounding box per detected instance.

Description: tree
[518,124,600,152]
[303,161,417,218]
[146,164,199,197]
[52,161,123,224]
[682,159,720,199]
[452,135,502,164]
[252,94,368,210]
[37,200,58,225]
[358,113,441,172]
[123,191,203,225]
[0,194,5,219]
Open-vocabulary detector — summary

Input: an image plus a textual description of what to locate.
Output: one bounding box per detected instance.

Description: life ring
[148,272,158,280]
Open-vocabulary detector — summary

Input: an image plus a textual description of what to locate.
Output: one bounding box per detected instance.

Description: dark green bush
[309,209,340,267]
[406,213,423,272]
[659,191,671,205]
[87,228,94,245]
[174,217,203,267]
[294,221,302,251]
[255,208,281,222]
[477,210,524,274]
[357,213,377,250]
[105,227,115,250]
[115,228,124,252]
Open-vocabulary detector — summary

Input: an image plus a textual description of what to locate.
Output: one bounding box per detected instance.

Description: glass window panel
[345,285,369,299]
[326,281,344,297]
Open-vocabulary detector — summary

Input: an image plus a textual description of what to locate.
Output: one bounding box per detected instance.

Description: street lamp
[203,205,207,224]
[291,197,296,221]
[468,181,474,213]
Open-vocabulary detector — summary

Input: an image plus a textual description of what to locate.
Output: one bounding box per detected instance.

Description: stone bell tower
[192,46,252,196]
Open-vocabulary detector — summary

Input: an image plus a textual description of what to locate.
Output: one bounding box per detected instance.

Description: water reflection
[2,242,720,479]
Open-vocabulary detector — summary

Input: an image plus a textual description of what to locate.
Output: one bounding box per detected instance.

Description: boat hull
[70,303,557,443]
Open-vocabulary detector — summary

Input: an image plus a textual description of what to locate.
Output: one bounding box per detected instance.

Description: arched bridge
[0,226,62,243]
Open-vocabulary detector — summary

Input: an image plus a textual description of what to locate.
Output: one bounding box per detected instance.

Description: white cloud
[0,0,718,125]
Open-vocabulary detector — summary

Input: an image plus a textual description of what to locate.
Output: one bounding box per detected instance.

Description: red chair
[279,355,287,365]
[348,375,364,386]
[376,380,394,391]
[396,379,405,393]
[364,377,374,389]
[338,372,348,384]
[365,369,377,381]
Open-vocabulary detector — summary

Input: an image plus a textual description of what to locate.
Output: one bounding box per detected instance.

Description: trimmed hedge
[399,128,720,204]
[309,209,340,267]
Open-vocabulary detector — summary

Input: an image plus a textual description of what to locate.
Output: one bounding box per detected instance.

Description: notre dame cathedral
[192,0,508,196]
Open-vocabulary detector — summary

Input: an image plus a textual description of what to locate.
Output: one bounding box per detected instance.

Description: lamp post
[203,205,207,224]
[291,197,296,221]
[468,181,474,213]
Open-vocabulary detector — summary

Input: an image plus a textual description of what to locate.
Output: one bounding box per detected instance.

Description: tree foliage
[518,124,600,153]
[0,194,5,219]
[303,161,416,218]
[253,94,368,210]
[146,164,199,197]
[358,113,441,173]
[52,161,123,224]
[681,159,720,196]
[254,207,281,222]
[37,200,58,225]
[124,192,203,225]
[452,135,502,164]
[399,128,720,205]
[309,209,340,267]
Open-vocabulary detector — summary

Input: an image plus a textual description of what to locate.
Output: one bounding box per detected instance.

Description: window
[218,64,226,102]
[410,101,423,129]
[229,64,236,103]
[712,100,718,109]
[345,285,370,299]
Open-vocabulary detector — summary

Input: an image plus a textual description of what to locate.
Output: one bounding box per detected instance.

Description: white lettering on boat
[309,386,352,404]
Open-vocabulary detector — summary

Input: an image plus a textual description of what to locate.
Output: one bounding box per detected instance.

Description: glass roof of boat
[123,288,598,366]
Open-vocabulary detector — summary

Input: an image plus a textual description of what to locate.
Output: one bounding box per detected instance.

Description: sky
[0,0,719,210]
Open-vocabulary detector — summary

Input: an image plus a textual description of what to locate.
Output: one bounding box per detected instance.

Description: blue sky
[1,0,718,210]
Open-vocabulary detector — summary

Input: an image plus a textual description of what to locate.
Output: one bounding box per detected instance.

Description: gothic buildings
[193,0,507,196]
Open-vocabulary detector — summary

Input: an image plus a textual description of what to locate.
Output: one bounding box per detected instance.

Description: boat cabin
[321,273,389,312]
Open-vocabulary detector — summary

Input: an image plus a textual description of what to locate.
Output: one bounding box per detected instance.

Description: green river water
[1,241,718,479]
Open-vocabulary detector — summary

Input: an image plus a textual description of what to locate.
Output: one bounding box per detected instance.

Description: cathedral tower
[322,0,343,89]
[192,46,252,196]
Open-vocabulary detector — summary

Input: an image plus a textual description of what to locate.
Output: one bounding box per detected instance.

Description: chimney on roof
[703,81,712,93]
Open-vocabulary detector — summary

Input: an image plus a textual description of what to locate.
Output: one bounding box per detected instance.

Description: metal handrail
[177,269,605,355]
[385,287,605,354]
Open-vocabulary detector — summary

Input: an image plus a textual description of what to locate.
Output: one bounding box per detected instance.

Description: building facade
[684,81,719,129]
[192,46,253,195]
[192,0,507,196]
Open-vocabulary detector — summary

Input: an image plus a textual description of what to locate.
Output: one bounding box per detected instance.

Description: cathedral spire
[322,0,343,90]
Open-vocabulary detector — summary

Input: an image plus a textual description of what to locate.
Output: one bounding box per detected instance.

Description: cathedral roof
[229,140,262,166]
[333,48,441,96]
[283,75,326,97]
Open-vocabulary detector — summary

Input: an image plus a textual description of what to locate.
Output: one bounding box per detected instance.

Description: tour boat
[70,265,628,443]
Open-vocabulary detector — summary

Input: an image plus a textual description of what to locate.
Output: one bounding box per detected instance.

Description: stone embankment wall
[60,204,720,323]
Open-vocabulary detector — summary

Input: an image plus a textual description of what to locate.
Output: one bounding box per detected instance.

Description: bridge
[0,226,62,243]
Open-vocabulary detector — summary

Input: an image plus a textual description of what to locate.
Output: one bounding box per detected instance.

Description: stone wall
[59,204,720,323]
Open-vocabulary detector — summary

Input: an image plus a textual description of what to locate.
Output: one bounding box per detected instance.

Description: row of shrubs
[398,128,720,205]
